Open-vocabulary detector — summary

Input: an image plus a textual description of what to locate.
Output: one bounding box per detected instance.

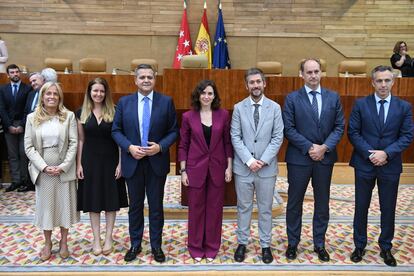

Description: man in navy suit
[0,64,31,192]
[283,59,345,262]
[348,65,413,267]
[112,64,179,262]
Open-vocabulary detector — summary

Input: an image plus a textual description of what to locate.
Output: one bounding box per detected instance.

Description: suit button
[254,140,257,143]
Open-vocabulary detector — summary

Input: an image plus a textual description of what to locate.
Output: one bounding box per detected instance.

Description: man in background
[0,64,32,192]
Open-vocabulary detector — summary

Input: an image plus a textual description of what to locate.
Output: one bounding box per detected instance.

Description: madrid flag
[194,1,212,68]
[172,1,193,69]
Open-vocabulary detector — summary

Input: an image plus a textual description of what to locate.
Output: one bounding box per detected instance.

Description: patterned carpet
[1,176,414,272]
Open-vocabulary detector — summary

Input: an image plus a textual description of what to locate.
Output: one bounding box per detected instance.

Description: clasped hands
[368,150,388,166]
[128,141,160,160]
[8,126,23,135]
[43,166,63,176]
[249,159,265,173]
[308,144,328,161]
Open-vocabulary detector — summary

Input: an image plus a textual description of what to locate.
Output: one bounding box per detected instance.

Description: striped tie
[310,91,319,121]
[253,104,260,130]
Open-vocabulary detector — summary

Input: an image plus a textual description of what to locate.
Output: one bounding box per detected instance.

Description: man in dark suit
[17,72,46,192]
[24,72,45,123]
[348,65,413,267]
[112,64,179,262]
[283,58,345,262]
[0,64,32,192]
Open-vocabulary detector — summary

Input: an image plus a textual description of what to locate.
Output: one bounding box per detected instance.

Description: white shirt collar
[374,93,391,103]
[304,84,321,94]
[137,91,154,101]
[249,95,264,106]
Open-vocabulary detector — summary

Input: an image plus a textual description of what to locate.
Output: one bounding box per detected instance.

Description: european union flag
[213,5,231,69]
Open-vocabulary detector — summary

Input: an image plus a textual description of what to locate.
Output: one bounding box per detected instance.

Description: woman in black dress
[390,41,414,77]
[76,77,128,256]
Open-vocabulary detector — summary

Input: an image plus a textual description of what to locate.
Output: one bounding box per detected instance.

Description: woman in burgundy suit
[178,80,233,262]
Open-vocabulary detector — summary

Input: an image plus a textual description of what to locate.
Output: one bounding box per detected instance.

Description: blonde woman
[24,82,79,261]
[76,77,127,256]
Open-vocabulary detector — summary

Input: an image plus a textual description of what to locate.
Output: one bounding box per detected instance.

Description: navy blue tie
[310,91,319,120]
[141,96,150,147]
[379,99,386,129]
[12,84,18,99]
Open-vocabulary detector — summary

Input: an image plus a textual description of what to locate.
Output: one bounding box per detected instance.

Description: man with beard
[0,64,32,192]
[283,58,345,262]
[231,67,284,264]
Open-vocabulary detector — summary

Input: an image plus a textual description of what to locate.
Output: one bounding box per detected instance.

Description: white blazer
[24,111,78,184]
[0,40,8,73]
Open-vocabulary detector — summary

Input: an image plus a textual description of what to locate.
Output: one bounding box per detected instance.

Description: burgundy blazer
[178,108,233,188]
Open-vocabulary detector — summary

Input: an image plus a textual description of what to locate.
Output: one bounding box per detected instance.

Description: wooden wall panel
[0,0,413,62]
[1,71,414,164]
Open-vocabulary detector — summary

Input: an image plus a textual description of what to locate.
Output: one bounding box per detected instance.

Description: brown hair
[191,80,221,111]
[393,41,408,54]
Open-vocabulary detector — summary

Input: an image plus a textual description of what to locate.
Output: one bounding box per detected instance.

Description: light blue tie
[141,96,150,147]
[31,91,39,112]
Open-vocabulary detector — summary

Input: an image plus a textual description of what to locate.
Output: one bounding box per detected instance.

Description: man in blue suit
[283,59,345,262]
[348,65,413,267]
[112,64,179,262]
[0,64,31,192]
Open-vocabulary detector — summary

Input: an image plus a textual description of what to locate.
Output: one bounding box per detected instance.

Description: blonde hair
[80,77,115,124]
[33,82,67,126]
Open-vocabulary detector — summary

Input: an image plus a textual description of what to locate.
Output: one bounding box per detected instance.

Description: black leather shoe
[350,247,365,263]
[234,244,246,262]
[152,247,165,263]
[314,247,330,262]
[380,249,397,267]
[5,183,21,192]
[262,247,273,264]
[285,244,297,260]
[124,246,142,262]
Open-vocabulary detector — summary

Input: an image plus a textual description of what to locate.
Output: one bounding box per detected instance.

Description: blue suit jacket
[112,91,179,178]
[348,94,413,175]
[0,82,31,130]
[283,87,345,165]
[23,89,39,125]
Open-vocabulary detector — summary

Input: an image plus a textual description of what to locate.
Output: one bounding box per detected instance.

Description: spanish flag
[195,1,212,68]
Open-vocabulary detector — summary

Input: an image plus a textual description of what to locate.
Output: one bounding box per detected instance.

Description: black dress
[76,109,128,212]
[390,53,414,77]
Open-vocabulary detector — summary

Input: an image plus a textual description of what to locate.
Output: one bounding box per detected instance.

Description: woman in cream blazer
[24,82,79,261]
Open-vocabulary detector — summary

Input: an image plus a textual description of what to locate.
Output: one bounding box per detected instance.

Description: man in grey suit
[283,59,345,262]
[231,68,284,264]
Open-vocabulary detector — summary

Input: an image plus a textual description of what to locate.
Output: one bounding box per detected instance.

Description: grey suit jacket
[24,111,78,184]
[231,96,284,177]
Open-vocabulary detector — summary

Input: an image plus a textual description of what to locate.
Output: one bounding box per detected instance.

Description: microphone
[112,68,131,74]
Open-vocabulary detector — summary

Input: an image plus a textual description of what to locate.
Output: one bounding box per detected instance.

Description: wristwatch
[179,168,186,174]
